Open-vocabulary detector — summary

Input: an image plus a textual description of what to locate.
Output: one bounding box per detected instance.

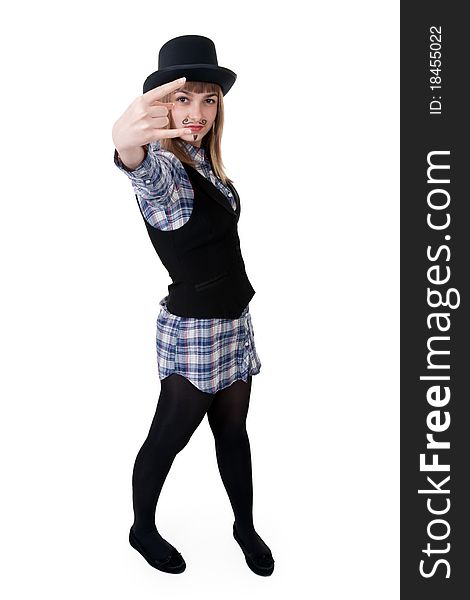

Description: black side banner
[401,3,469,598]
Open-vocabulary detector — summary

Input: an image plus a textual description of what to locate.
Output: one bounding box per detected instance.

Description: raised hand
[112,77,193,153]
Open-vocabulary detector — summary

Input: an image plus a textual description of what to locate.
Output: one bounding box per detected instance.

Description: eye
[175,96,217,104]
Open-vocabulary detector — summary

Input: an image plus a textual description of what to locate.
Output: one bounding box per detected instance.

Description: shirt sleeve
[113,140,182,203]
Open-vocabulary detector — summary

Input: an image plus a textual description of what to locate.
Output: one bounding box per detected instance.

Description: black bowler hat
[143,35,237,96]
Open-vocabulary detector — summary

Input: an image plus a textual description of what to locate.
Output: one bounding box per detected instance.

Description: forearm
[116,146,148,171]
[114,142,178,202]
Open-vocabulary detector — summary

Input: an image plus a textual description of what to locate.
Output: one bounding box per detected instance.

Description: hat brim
[143,64,237,96]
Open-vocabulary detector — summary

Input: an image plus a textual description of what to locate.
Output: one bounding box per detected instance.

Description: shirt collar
[180,139,207,163]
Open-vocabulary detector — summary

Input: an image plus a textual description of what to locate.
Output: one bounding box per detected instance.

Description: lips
[187,125,203,130]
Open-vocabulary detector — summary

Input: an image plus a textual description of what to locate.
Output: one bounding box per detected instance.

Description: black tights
[131,373,270,560]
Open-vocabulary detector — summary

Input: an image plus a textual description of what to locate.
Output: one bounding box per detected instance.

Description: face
[170,88,218,147]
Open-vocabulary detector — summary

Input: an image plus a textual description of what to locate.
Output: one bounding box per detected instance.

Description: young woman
[112,35,274,576]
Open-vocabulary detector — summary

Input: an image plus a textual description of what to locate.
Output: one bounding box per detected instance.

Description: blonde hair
[156,80,233,185]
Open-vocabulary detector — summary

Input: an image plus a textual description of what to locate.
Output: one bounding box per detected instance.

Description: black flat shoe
[233,522,275,576]
[129,526,186,574]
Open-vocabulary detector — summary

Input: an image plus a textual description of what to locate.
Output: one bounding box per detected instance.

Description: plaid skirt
[156,295,262,394]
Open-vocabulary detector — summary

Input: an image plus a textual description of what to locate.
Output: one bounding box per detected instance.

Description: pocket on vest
[194,272,229,292]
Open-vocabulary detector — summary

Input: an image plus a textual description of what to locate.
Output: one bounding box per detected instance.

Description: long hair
[156,80,233,185]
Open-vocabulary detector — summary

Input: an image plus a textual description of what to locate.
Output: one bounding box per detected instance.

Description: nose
[188,106,203,120]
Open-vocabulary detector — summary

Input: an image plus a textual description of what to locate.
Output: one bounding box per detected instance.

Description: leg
[131,373,214,560]
[207,376,271,556]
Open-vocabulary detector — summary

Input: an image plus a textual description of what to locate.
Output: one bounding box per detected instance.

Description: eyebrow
[175,90,218,97]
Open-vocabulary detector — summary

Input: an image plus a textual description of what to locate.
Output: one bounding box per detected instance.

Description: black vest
[134,162,255,318]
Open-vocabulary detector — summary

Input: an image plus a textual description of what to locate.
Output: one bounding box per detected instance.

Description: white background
[1,1,399,598]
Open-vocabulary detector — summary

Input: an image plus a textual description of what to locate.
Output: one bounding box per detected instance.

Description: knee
[210,422,248,447]
[143,427,192,457]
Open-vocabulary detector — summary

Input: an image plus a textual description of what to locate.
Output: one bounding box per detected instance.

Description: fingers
[149,102,175,110]
[148,115,170,128]
[154,127,193,140]
[148,103,175,118]
[144,76,187,103]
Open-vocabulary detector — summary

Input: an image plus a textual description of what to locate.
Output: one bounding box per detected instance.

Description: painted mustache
[182,118,207,126]
[182,119,207,140]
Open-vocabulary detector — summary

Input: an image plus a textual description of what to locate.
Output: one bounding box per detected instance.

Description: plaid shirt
[114,140,261,394]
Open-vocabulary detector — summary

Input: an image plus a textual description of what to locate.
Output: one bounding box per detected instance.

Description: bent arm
[114,141,182,203]
[116,146,148,171]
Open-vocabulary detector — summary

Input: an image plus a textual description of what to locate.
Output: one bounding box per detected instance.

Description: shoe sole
[129,527,186,574]
[233,524,274,576]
